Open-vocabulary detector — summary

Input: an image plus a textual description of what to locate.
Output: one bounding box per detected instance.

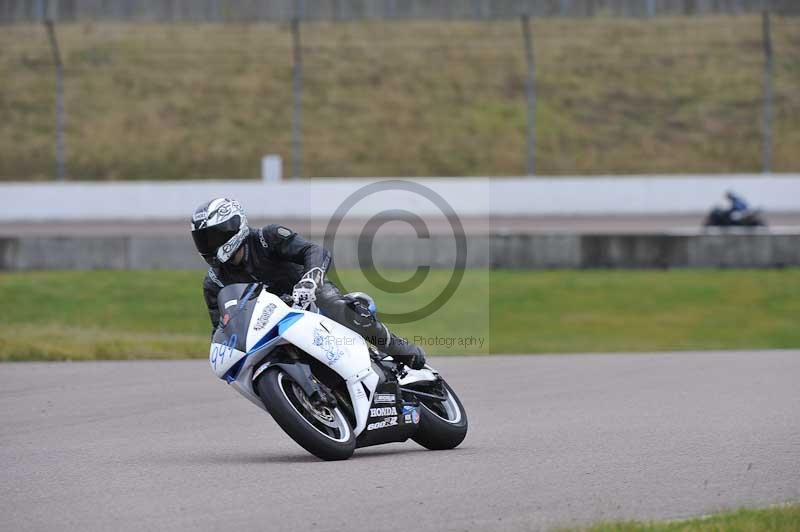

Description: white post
[262,155,282,183]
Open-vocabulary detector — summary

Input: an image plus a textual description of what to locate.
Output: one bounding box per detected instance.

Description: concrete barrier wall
[2,175,799,222]
[2,232,798,271]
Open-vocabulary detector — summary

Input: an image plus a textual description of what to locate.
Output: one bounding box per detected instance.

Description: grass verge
[566,503,800,532]
[1,269,798,361]
[2,17,799,180]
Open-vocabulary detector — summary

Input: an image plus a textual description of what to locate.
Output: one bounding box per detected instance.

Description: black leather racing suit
[202,224,424,364]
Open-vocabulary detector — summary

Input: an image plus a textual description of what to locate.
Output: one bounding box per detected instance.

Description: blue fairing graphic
[245,311,303,356]
[223,313,304,382]
[277,312,303,335]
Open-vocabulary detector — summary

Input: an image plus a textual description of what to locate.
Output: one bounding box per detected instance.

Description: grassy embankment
[568,504,800,532]
[1,16,799,180]
[1,269,798,361]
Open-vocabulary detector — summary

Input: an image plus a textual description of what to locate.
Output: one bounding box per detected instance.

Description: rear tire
[412,381,468,451]
[256,368,355,461]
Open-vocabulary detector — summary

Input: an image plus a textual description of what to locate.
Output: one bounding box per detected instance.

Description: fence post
[761,6,774,174]
[44,17,66,182]
[520,14,536,176]
[291,6,304,179]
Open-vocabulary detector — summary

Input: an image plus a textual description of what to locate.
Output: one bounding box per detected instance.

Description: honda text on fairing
[208,269,468,461]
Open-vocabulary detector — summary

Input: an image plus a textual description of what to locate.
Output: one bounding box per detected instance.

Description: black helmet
[190,198,249,267]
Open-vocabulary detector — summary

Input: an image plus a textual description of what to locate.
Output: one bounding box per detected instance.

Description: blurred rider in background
[189,197,427,369]
[725,190,749,221]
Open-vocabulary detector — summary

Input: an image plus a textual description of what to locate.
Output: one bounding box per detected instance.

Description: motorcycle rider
[725,190,749,221]
[190,197,427,369]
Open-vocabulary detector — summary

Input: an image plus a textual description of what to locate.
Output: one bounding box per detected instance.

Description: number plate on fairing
[209,334,247,379]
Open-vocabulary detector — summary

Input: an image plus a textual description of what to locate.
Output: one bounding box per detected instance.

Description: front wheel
[256,368,355,461]
[412,380,468,451]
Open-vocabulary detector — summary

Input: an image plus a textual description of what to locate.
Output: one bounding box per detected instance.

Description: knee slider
[345,299,376,328]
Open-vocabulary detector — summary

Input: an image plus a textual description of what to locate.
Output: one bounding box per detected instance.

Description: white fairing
[278,311,376,435]
[245,291,292,351]
[209,291,288,379]
[209,288,378,436]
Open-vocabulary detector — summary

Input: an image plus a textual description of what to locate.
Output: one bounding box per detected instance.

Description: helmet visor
[191,215,241,260]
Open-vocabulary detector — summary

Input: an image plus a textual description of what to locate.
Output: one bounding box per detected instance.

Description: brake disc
[293,383,337,428]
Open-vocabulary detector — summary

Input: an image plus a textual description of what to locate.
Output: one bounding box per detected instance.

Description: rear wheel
[412,380,468,450]
[256,368,355,461]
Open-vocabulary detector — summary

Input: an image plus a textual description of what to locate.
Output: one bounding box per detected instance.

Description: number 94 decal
[210,334,238,370]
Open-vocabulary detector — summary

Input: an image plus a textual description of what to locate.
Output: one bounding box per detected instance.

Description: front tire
[412,380,468,450]
[256,368,355,461]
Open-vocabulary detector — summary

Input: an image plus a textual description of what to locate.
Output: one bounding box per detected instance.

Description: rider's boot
[380,330,427,370]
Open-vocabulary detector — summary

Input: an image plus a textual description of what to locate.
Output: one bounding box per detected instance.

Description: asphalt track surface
[3,213,800,236]
[1,351,798,532]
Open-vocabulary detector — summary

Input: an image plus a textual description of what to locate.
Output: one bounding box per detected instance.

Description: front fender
[253,360,319,399]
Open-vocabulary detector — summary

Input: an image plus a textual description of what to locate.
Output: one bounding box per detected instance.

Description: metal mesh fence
[0,14,798,180]
[3,0,800,23]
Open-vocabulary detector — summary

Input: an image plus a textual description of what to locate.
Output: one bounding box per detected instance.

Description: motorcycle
[703,207,767,227]
[208,269,468,461]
